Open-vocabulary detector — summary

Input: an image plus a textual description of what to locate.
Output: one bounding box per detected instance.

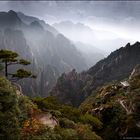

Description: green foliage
[32,96,102,139]
[50,110,62,118]
[75,124,102,140]
[79,73,140,139]
[0,49,18,61]
[0,76,37,139]
[80,114,103,130]
[59,118,75,129]
[33,96,81,122]
[130,78,140,89]
[0,49,35,80]
[18,95,37,123]
[59,105,81,122]
[0,77,20,139]
[24,124,102,140]
[57,128,78,140]
[12,69,32,79]
[19,59,31,65]
[32,96,61,110]
[60,124,102,140]
[0,73,103,140]
[24,126,62,140]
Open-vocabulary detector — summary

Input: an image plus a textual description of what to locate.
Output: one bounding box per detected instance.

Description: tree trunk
[5,61,8,78]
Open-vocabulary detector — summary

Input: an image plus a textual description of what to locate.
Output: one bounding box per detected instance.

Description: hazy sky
[0,1,140,52]
[0,1,139,38]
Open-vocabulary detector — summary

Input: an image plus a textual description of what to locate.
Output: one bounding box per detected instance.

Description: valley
[0,2,140,139]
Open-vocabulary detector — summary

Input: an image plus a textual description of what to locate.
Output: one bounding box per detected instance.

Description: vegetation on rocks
[0,46,140,139]
[0,76,102,140]
[80,66,140,139]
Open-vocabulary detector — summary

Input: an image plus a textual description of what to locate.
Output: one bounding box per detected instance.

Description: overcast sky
[0,1,139,37]
[0,1,140,23]
[0,1,140,52]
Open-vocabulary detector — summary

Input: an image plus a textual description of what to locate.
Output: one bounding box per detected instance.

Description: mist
[0,1,140,53]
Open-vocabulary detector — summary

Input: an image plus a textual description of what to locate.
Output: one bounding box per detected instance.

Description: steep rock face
[50,69,91,107]
[0,27,38,97]
[54,34,87,72]
[0,10,23,29]
[22,20,87,96]
[0,28,32,59]
[51,42,140,106]
[17,12,58,35]
[86,42,140,92]
[0,10,87,97]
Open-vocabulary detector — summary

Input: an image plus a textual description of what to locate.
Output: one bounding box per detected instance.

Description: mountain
[0,10,87,97]
[53,21,105,67]
[53,20,95,40]
[17,12,58,35]
[80,65,140,139]
[0,10,23,29]
[0,75,102,140]
[1,65,140,140]
[53,20,130,53]
[50,42,140,106]
[1,61,140,140]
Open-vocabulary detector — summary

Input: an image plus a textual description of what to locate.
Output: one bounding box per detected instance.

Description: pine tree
[0,49,36,81]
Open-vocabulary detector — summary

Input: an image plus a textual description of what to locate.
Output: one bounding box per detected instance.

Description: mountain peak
[133,41,140,46]
[0,10,22,28]
[125,42,131,47]
[30,20,44,30]
[8,10,17,15]
[125,42,140,49]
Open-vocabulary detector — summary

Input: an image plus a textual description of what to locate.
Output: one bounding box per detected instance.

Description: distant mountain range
[53,20,107,67]
[53,20,130,53]
[17,12,58,35]
[50,42,140,106]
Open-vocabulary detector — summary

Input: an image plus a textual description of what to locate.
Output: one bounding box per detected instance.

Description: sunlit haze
[0,1,140,53]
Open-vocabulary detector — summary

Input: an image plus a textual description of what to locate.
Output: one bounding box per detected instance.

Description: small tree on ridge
[0,49,36,81]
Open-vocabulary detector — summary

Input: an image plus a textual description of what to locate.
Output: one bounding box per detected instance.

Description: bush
[0,77,21,139]
[76,124,102,140]
[32,96,61,110]
[18,95,37,122]
[25,126,62,140]
[59,128,78,140]
[59,118,75,129]
[79,114,103,130]
[0,76,37,139]
[59,105,81,122]
[50,110,62,118]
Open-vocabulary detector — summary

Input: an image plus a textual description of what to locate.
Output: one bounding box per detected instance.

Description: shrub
[0,77,21,139]
[76,124,102,140]
[79,114,103,130]
[59,118,75,129]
